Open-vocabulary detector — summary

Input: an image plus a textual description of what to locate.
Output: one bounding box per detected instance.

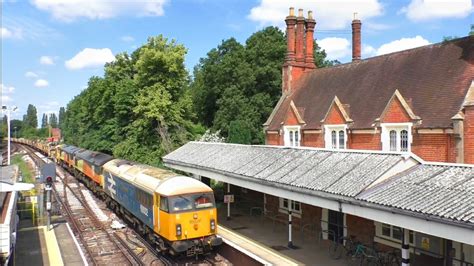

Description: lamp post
[2,105,18,165]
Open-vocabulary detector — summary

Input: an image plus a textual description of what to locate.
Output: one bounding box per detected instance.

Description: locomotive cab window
[168,193,216,213]
[160,196,169,212]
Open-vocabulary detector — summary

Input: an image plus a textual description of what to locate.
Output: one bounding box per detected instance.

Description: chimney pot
[308,10,313,19]
[298,8,303,17]
[289,7,295,16]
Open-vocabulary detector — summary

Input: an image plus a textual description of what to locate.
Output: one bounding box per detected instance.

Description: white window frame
[283,126,301,147]
[381,122,412,152]
[374,222,415,248]
[278,198,302,217]
[324,124,348,150]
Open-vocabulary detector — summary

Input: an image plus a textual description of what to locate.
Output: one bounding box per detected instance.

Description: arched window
[400,130,408,152]
[389,130,397,151]
[338,130,345,149]
[331,130,337,149]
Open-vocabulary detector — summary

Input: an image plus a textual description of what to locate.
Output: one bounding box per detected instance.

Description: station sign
[224,194,234,203]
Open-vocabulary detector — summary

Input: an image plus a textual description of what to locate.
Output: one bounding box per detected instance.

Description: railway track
[17,143,231,266]
[19,144,143,265]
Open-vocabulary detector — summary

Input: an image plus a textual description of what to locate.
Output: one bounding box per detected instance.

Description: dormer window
[324,125,347,149]
[381,123,412,152]
[284,126,301,147]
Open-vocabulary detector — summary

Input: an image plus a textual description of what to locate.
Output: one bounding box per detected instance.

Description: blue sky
[1,0,473,122]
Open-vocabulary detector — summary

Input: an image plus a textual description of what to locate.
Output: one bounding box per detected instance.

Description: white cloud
[318,37,351,60]
[2,95,13,103]
[1,83,15,94]
[1,27,12,38]
[401,0,473,21]
[248,0,383,30]
[65,48,115,70]
[40,56,55,65]
[375,36,431,55]
[32,0,167,22]
[35,79,49,87]
[25,71,39,78]
[362,44,376,57]
[1,26,22,39]
[121,35,134,42]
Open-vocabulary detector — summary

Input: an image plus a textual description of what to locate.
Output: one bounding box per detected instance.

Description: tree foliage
[62,36,200,166]
[23,104,38,129]
[41,113,48,128]
[191,26,335,144]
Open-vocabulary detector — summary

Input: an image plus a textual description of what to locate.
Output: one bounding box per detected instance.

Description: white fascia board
[165,163,340,212]
[342,203,474,245]
[166,161,474,245]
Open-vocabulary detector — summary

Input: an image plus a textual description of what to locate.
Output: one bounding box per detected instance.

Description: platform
[217,206,347,266]
[14,221,86,266]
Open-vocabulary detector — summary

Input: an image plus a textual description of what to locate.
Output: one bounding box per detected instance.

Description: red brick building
[260,7,474,264]
[264,10,474,164]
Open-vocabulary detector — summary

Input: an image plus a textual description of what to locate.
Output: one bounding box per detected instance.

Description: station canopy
[164,142,474,245]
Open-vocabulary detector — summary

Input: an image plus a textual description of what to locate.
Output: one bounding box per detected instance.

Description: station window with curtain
[324,125,347,149]
[284,126,301,147]
[279,198,302,216]
[381,123,412,152]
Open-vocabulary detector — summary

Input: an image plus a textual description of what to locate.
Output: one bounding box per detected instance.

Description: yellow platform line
[218,225,301,266]
[43,226,64,266]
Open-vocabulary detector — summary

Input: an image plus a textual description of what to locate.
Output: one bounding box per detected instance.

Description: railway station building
[165,8,473,266]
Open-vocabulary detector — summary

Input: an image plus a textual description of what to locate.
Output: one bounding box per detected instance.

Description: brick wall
[464,106,474,164]
[325,104,345,124]
[346,214,375,245]
[412,133,455,162]
[266,133,281,145]
[302,133,324,147]
[350,133,382,150]
[381,97,411,123]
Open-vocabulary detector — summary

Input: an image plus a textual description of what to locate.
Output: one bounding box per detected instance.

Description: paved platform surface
[14,220,86,266]
[218,206,347,266]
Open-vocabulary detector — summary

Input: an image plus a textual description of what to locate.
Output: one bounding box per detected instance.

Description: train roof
[61,145,82,154]
[75,149,114,166]
[103,159,212,196]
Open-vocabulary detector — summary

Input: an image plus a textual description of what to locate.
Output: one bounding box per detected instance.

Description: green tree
[191,26,335,143]
[23,104,38,129]
[41,113,48,128]
[228,120,252,144]
[470,24,474,36]
[49,113,58,128]
[63,35,198,165]
[58,107,65,129]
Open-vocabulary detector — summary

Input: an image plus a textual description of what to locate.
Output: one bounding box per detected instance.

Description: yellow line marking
[43,225,64,266]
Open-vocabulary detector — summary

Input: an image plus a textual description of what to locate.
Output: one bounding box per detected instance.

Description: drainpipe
[227,183,231,220]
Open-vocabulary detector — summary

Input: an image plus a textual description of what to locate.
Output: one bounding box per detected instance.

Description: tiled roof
[357,164,474,223]
[267,36,474,130]
[164,142,474,225]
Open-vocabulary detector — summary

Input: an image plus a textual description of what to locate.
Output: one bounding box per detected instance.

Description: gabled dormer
[283,100,305,147]
[376,90,421,152]
[321,96,352,149]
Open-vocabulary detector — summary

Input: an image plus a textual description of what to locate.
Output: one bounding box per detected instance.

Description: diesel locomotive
[14,138,222,256]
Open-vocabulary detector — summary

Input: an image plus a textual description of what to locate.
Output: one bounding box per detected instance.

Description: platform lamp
[2,105,18,165]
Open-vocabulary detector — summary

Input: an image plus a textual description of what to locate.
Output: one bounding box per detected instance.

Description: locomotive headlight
[176,224,182,236]
[210,219,216,231]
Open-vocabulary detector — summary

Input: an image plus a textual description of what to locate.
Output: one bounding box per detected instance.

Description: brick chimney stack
[305,10,316,69]
[295,9,305,63]
[352,13,362,62]
[282,7,316,93]
[285,7,296,62]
